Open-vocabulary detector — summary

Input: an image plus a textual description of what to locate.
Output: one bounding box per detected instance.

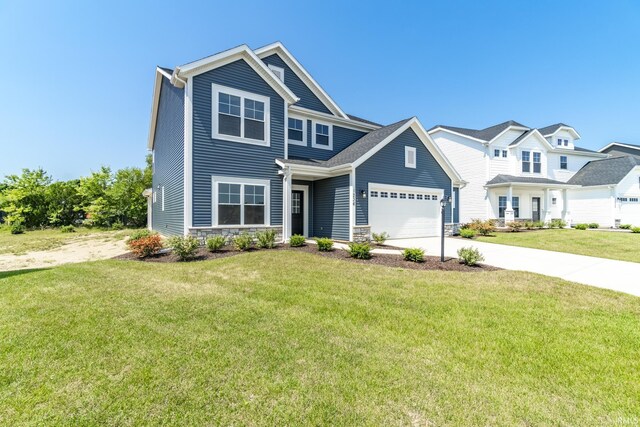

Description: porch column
[282,167,292,242]
[543,188,551,224]
[504,185,515,223]
[561,189,571,227]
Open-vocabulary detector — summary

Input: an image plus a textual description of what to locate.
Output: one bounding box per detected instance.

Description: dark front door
[532,197,541,222]
[291,190,304,236]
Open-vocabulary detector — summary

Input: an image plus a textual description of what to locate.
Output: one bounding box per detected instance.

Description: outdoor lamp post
[440,195,452,262]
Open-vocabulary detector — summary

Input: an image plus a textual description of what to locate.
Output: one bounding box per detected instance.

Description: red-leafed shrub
[128,234,163,258]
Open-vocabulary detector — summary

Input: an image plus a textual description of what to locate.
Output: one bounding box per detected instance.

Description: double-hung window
[494,149,500,157]
[557,138,562,146]
[212,84,270,146]
[533,152,541,173]
[213,177,270,226]
[287,117,306,146]
[512,197,520,217]
[560,155,568,170]
[502,150,508,158]
[498,196,519,218]
[312,122,333,150]
[522,151,531,172]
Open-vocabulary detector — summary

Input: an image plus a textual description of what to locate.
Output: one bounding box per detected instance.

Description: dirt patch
[114,244,498,272]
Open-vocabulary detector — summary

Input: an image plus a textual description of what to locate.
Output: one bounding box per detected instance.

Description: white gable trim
[487,126,530,145]
[509,129,554,150]
[289,105,378,132]
[543,126,581,140]
[147,67,170,150]
[254,42,349,120]
[599,142,640,153]
[428,126,487,144]
[175,44,299,105]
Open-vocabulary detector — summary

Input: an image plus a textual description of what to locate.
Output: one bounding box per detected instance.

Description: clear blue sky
[1,0,639,180]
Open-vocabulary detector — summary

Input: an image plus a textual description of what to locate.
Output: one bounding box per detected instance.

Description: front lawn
[476,228,640,263]
[1,252,639,425]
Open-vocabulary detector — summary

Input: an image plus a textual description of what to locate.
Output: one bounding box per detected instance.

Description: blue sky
[1,0,639,180]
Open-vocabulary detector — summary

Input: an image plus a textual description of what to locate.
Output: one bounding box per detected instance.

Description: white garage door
[369,184,443,238]
[619,198,640,225]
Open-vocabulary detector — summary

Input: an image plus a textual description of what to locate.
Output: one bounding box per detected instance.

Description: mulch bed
[114,244,498,272]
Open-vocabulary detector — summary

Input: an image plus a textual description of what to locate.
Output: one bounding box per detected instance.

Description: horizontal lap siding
[152,77,184,236]
[261,53,331,114]
[192,59,285,227]
[355,128,452,225]
[288,123,366,160]
[313,175,349,240]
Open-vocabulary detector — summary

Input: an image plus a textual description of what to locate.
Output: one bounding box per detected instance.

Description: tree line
[0,156,151,230]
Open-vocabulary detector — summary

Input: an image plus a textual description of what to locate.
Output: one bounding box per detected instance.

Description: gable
[261,53,332,114]
[602,144,640,159]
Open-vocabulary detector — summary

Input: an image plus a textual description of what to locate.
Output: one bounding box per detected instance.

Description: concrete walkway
[386,237,640,297]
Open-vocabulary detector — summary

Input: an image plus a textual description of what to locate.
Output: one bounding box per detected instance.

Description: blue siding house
[147,42,464,242]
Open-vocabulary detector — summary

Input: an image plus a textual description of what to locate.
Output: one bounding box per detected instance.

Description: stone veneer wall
[352,225,371,243]
[189,226,284,244]
[444,223,461,236]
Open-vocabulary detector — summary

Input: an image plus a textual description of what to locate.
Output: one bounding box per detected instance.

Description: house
[599,142,640,159]
[428,121,611,225]
[146,43,464,242]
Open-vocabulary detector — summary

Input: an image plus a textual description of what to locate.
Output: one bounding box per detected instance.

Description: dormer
[539,123,581,150]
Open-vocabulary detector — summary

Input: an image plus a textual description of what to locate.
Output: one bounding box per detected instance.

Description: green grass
[0,227,137,255]
[1,252,639,425]
[476,228,640,263]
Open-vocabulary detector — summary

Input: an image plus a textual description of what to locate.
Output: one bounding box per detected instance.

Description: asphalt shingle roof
[346,114,382,127]
[567,156,640,186]
[432,120,528,142]
[508,129,535,146]
[486,175,569,186]
[537,123,573,136]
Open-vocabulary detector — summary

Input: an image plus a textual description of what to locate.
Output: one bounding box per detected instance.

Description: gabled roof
[486,175,577,187]
[429,120,528,142]
[567,156,640,186]
[346,113,382,127]
[538,123,581,139]
[599,141,640,153]
[147,67,171,150]
[254,42,348,119]
[508,128,554,150]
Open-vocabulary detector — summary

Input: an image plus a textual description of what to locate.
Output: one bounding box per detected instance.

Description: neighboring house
[428,121,610,225]
[147,43,464,242]
[599,142,640,159]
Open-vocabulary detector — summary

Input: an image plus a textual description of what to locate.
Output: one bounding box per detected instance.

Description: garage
[618,198,640,226]
[368,184,443,238]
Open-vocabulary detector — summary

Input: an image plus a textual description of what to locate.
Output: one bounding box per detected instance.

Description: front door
[291,190,304,236]
[532,197,541,222]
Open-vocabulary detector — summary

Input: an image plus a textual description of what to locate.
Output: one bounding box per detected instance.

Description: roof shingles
[567,156,640,186]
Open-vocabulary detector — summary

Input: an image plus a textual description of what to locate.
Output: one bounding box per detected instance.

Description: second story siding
[288,121,367,160]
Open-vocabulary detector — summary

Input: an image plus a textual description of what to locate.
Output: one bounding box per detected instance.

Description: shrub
[111,221,124,230]
[619,224,632,230]
[289,234,306,247]
[168,235,200,261]
[523,220,535,230]
[60,225,75,233]
[588,223,599,229]
[128,235,163,258]
[459,228,477,239]
[315,237,334,252]
[549,219,567,229]
[255,229,277,249]
[347,242,371,260]
[371,231,389,245]
[506,221,523,232]
[233,233,254,251]
[631,227,640,234]
[466,219,496,236]
[403,247,425,263]
[574,223,588,230]
[533,220,545,229]
[127,229,153,243]
[205,235,226,252]
[10,220,25,235]
[457,246,485,266]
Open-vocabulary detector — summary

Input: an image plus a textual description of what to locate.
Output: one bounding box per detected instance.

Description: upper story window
[560,155,568,170]
[494,149,507,158]
[533,152,541,173]
[287,117,306,146]
[268,64,285,82]
[405,146,416,168]
[312,122,333,150]
[522,151,531,172]
[502,150,508,158]
[557,138,569,147]
[212,84,270,146]
[494,149,500,157]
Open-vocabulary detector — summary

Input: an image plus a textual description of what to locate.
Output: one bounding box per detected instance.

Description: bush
[168,235,200,261]
[371,232,389,245]
[205,235,226,252]
[111,221,124,230]
[466,219,496,236]
[128,235,163,258]
[347,242,371,260]
[10,220,25,235]
[588,223,599,229]
[523,220,535,230]
[315,237,334,252]
[457,246,485,266]
[533,221,545,229]
[574,223,588,230]
[548,219,567,229]
[619,224,632,230]
[506,221,523,232]
[631,227,640,234]
[233,233,254,251]
[60,225,75,233]
[289,234,306,247]
[403,247,425,263]
[459,228,477,239]
[127,229,153,243]
[255,229,277,249]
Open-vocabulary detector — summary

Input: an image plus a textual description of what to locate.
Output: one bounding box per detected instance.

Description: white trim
[161,186,165,211]
[147,68,167,149]
[349,170,355,241]
[254,42,348,119]
[427,126,487,144]
[288,105,379,132]
[311,120,333,150]
[284,96,289,159]
[211,176,271,227]
[184,77,193,235]
[211,83,271,147]
[509,129,554,150]
[543,125,581,140]
[369,182,445,194]
[487,125,529,145]
[599,142,640,154]
[405,146,416,168]
[286,114,307,147]
[267,64,284,82]
[291,184,309,237]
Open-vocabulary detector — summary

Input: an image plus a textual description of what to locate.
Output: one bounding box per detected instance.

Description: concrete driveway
[387,237,640,297]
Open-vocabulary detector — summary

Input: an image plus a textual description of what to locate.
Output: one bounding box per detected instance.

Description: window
[267,64,284,82]
[161,186,165,211]
[560,155,568,170]
[370,191,378,197]
[512,196,520,218]
[499,196,507,218]
[153,189,157,203]
[502,150,508,158]
[287,117,306,146]
[557,138,562,146]
[498,196,519,218]
[417,194,423,200]
[408,194,415,199]
[533,152,541,173]
[405,146,416,168]
[630,197,639,202]
[380,191,388,198]
[390,192,398,198]
[552,197,557,205]
[522,151,530,172]
[213,178,269,226]
[564,139,569,147]
[618,197,628,202]
[399,193,407,199]
[494,149,500,157]
[212,84,270,146]
[432,194,438,200]
[312,122,332,150]
[425,195,431,200]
